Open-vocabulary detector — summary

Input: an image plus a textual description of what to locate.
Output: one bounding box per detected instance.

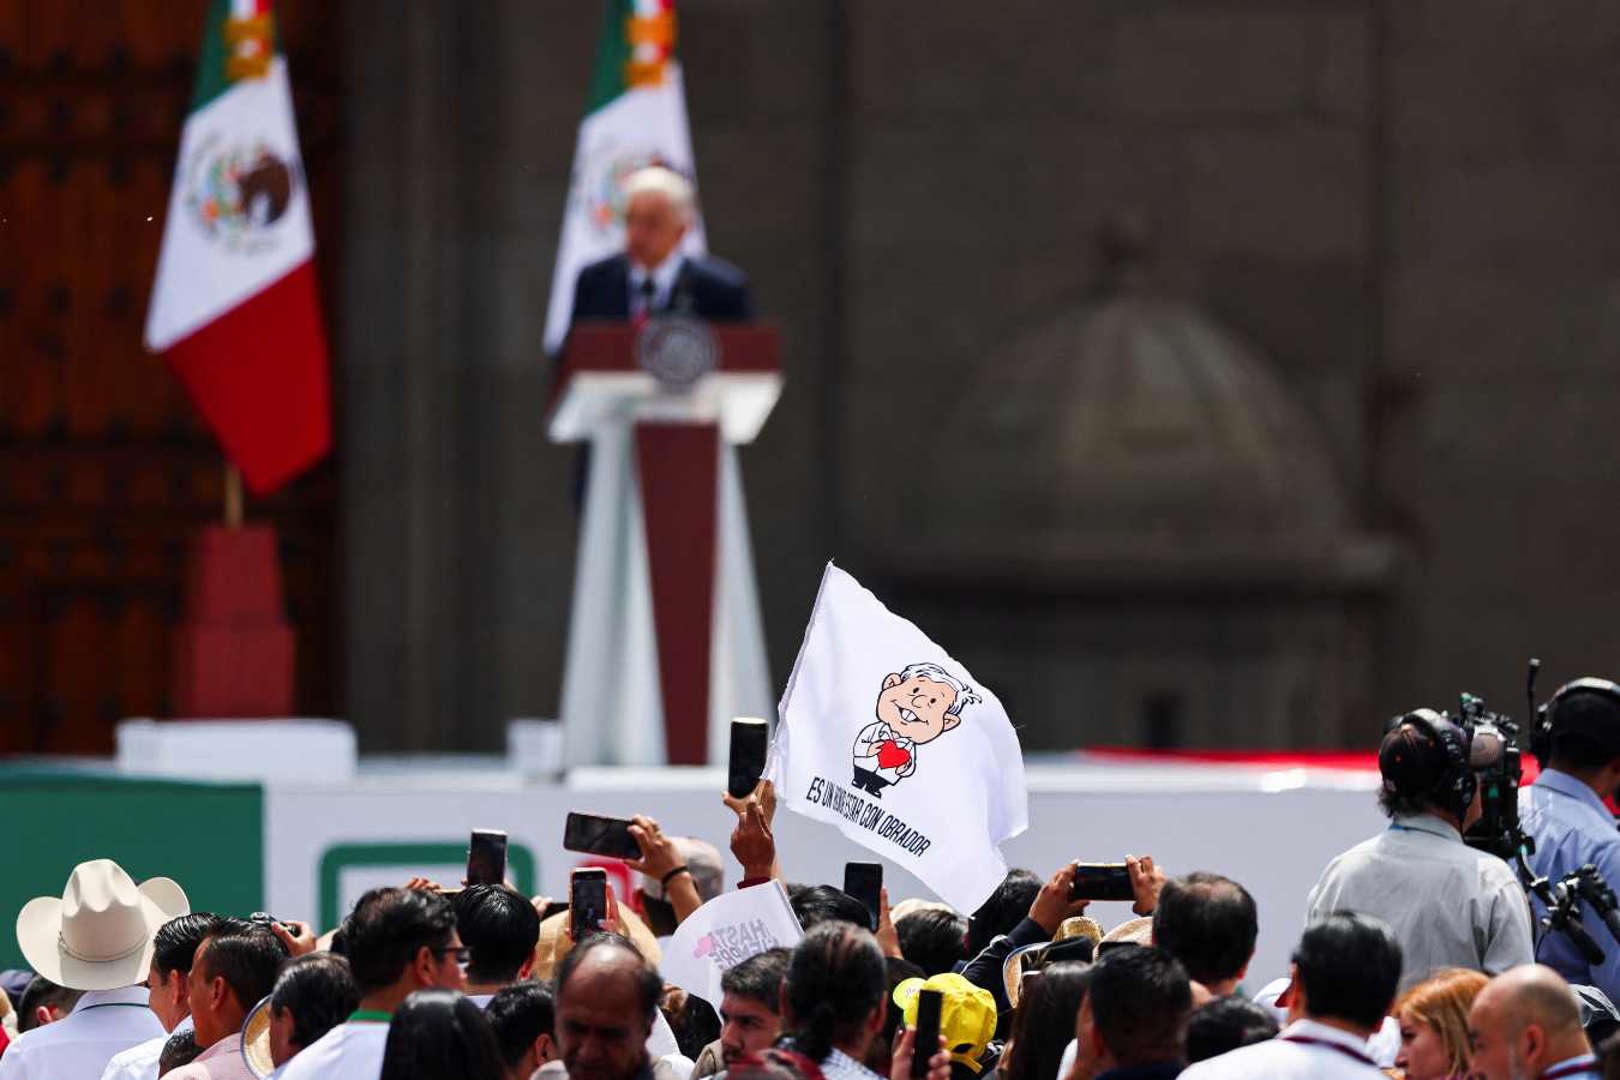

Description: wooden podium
[550,321,780,765]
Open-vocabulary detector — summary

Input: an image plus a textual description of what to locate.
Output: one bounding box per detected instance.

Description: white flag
[661,881,803,1005]
[767,565,1029,913]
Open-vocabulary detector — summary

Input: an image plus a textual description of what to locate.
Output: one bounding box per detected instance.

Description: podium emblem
[637,316,719,392]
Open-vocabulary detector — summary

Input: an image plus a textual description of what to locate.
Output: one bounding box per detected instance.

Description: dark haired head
[721,947,791,1010]
[1185,995,1278,1063]
[18,976,82,1032]
[454,884,541,984]
[554,933,662,1023]
[344,887,458,994]
[1378,715,1470,820]
[1151,873,1257,988]
[896,908,968,976]
[271,952,361,1052]
[787,885,873,932]
[662,984,721,1059]
[160,1028,202,1073]
[784,922,887,1062]
[153,913,223,977]
[1000,962,1093,1080]
[488,982,555,1069]
[1549,688,1620,771]
[1293,911,1402,1030]
[1087,945,1191,1067]
[198,929,287,1012]
[379,988,505,1080]
[968,870,1041,955]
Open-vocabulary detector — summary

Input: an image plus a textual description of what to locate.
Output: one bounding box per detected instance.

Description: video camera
[1454,689,1527,860]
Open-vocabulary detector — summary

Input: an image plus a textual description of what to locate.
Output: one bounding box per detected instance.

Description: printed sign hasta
[661,880,803,1005]
[767,564,1029,912]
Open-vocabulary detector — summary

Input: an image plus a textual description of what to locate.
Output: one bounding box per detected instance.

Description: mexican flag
[144,0,330,495]
[543,0,706,354]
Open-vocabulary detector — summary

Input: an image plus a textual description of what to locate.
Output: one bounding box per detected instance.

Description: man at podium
[570,166,755,324]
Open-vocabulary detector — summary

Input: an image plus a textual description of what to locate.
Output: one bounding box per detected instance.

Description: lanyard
[348,1010,392,1023]
[1279,1034,1377,1067]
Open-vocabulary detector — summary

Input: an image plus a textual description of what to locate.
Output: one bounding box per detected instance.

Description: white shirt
[100,1015,194,1080]
[0,986,164,1080]
[1180,1018,1384,1080]
[629,254,683,316]
[1305,813,1533,990]
[274,1019,389,1080]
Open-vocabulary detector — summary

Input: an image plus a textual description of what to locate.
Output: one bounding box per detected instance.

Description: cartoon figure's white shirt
[853,720,917,783]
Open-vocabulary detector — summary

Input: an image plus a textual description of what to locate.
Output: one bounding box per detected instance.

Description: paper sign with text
[662,880,803,1004]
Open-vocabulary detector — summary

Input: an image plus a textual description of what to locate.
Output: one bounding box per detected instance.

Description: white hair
[898,662,982,716]
[623,165,696,224]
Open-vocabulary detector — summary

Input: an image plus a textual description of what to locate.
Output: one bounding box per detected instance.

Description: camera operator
[1305,710,1533,989]
[1521,678,1620,1003]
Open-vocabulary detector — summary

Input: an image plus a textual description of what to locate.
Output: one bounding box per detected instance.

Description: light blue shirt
[1522,769,1620,1001]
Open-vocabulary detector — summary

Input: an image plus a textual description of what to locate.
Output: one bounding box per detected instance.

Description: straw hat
[240,995,277,1079]
[16,859,189,991]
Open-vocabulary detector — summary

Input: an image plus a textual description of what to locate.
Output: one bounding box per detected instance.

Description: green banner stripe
[0,771,263,971]
[317,842,537,932]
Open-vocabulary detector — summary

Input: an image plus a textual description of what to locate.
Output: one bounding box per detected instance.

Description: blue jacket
[570,252,754,323]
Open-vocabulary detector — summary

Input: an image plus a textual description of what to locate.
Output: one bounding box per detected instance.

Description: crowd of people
[11,679,1620,1080]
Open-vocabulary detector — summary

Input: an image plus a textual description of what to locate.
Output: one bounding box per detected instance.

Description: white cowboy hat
[16,859,189,991]
[240,995,276,1079]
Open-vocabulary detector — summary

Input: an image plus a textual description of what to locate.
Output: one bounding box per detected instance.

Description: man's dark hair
[379,989,505,1080]
[784,922,887,1062]
[1185,996,1278,1063]
[720,947,791,1010]
[1151,873,1258,987]
[1293,912,1402,1029]
[271,953,361,1050]
[896,908,968,976]
[17,976,82,1032]
[201,929,288,1010]
[1087,945,1192,1067]
[160,1029,202,1073]
[487,982,555,1070]
[153,913,223,977]
[1550,690,1620,771]
[344,887,458,994]
[554,933,662,1022]
[787,884,872,931]
[454,884,541,985]
[968,869,1040,955]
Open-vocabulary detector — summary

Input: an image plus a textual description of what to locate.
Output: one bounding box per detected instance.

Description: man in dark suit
[569,166,754,325]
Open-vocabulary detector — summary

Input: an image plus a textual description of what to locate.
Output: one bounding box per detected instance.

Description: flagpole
[224,463,244,529]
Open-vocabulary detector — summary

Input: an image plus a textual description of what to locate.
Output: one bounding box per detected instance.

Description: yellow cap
[892,972,997,1074]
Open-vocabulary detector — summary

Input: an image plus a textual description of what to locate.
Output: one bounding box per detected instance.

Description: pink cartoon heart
[693,934,714,959]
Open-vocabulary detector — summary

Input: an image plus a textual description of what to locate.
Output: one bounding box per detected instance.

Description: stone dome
[924,283,1380,585]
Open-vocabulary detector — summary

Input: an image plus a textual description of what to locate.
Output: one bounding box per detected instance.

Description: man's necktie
[637,277,657,315]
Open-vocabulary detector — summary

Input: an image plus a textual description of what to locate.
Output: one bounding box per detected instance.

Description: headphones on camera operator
[1531,677,1620,769]
[1382,708,1479,820]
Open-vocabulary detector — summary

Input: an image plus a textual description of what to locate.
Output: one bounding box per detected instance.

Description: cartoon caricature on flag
[769,564,1029,913]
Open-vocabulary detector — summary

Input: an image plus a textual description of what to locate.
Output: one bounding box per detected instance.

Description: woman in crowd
[997,963,1092,1080]
[378,989,505,1080]
[1392,968,1489,1080]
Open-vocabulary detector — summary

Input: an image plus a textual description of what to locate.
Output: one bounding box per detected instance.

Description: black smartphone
[466,829,508,886]
[728,717,770,799]
[844,861,883,932]
[911,988,943,1079]
[1070,862,1135,901]
[571,868,609,936]
[563,812,643,860]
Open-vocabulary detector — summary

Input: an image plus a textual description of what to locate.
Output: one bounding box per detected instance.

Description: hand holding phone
[728,717,770,800]
[570,868,609,939]
[910,989,943,1080]
[563,812,643,861]
[844,861,883,932]
[466,829,509,886]
[1070,862,1135,902]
